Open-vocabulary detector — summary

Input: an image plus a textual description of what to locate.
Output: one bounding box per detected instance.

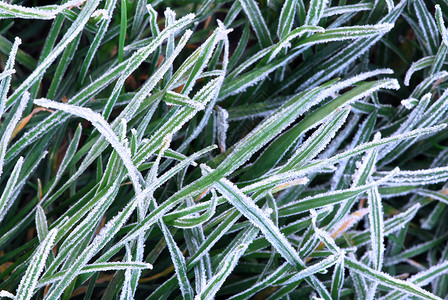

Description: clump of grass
[0,0,448,299]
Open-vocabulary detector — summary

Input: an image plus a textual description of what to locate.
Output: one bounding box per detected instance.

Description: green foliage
[0,0,447,299]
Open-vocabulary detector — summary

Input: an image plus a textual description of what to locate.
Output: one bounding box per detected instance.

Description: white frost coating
[367,186,385,272]
[384,0,395,12]
[238,0,273,47]
[43,194,144,300]
[6,0,101,116]
[415,189,448,205]
[164,91,205,109]
[435,5,448,47]
[226,49,396,100]
[197,244,249,300]
[222,71,398,177]
[404,56,435,86]
[413,0,439,54]
[351,132,380,187]
[175,189,218,228]
[0,92,29,179]
[268,26,325,62]
[295,35,386,91]
[0,69,15,81]
[34,99,143,194]
[164,7,176,20]
[280,254,341,285]
[401,98,418,109]
[277,0,297,39]
[243,170,309,194]
[305,0,329,26]
[35,205,48,243]
[323,4,372,17]
[58,182,118,254]
[283,108,350,171]
[0,0,85,20]
[378,93,431,161]
[15,228,58,300]
[164,8,176,70]
[374,164,448,186]
[178,24,231,97]
[217,20,231,72]
[346,257,442,300]
[160,222,194,299]
[410,71,448,98]
[0,156,23,224]
[0,291,15,299]
[91,9,109,20]
[119,243,133,300]
[137,77,223,165]
[281,168,399,217]
[316,70,397,105]
[103,13,195,119]
[216,106,229,152]
[383,260,448,300]
[296,23,395,48]
[331,253,346,298]
[119,29,193,124]
[315,124,445,176]
[320,114,361,160]
[0,36,21,116]
[202,164,311,273]
[311,215,341,254]
[147,133,172,186]
[201,164,326,293]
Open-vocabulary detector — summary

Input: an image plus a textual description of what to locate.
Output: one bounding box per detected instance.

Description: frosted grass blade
[383,260,448,300]
[0,157,24,224]
[404,56,436,86]
[78,0,116,85]
[102,13,195,120]
[0,291,14,299]
[374,165,448,186]
[0,0,84,20]
[345,257,441,300]
[41,123,82,205]
[281,107,350,172]
[351,204,421,246]
[323,3,373,17]
[15,228,58,300]
[6,0,102,110]
[413,0,439,54]
[35,205,48,243]
[279,169,398,217]
[367,186,385,271]
[198,228,258,300]
[173,189,218,228]
[0,92,29,178]
[277,0,297,39]
[38,262,152,287]
[304,0,328,26]
[238,0,272,48]
[34,99,143,193]
[160,223,194,299]
[0,36,20,117]
[202,164,305,269]
[280,254,341,285]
